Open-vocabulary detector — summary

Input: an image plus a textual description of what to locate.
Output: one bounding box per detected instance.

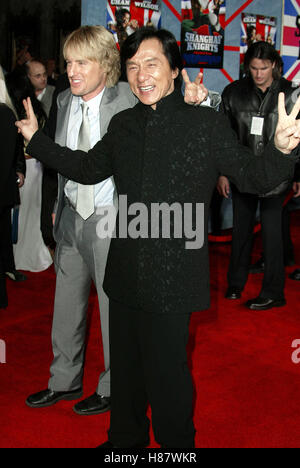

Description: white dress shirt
[37,88,46,101]
[64,88,115,208]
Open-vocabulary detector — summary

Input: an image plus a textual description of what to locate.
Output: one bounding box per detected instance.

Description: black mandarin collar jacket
[27,89,298,314]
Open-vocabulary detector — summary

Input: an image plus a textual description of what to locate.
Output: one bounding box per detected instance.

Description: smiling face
[249,58,275,92]
[65,49,107,102]
[126,38,179,110]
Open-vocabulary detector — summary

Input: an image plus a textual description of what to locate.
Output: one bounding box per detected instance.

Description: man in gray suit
[26,26,137,415]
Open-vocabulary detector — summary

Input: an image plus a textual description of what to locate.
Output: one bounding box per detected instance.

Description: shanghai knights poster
[181,0,226,69]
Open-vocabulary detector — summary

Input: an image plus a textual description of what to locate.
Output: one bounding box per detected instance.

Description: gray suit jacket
[53,82,137,240]
[41,85,55,117]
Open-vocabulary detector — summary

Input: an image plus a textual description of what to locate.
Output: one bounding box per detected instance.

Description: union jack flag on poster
[240,13,277,77]
[107,0,161,45]
[281,0,300,83]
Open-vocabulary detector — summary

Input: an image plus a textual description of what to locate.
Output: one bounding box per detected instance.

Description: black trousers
[0,206,15,307]
[0,206,16,275]
[108,300,195,448]
[228,191,286,299]
[282,204,295,265]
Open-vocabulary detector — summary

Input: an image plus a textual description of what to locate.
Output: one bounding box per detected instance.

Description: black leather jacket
[221,77,300,191]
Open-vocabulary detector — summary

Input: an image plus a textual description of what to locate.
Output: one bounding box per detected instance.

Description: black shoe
[97,440,149,449]
[249,258,264,274]
[73,393,111,415]
[289,269,300,281]
[245,297,286,311]
[26,388,83,408]
[6,270,27,282]
[225,287,242,300]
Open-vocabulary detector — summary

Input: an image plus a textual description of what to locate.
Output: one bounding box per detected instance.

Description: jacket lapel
[100,86,118,138]
[54,90,73,234]
[55,90,73,146]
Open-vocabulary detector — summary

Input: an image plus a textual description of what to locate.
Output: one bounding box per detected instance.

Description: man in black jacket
[219,42,299,310]
[16,28,300,448]
[0,103,25,308]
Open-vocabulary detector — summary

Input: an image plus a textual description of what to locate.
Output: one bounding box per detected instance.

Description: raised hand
[275,92,300,154]
[15,97,39,142]
[182,69,209,106]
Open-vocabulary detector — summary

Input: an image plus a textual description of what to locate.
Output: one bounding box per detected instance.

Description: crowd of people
[1,23,300,448]
[0,55,60,291]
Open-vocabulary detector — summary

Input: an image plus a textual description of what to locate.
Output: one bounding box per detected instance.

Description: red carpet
[0,211,300,448]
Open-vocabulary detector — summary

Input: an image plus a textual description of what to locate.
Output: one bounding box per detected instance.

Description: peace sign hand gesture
[15,97,39,142]
[275,92,300,154]
[182,69,209,106]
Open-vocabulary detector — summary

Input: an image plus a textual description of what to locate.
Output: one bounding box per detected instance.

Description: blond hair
[0,65,18,117]
[63,26,121,88]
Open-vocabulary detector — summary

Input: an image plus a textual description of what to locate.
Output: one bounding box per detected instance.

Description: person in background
[248,57,300,274]
[0,66,26,284]
[7,71,52,273]
[0,66,25,308]
[26,59,56,259]
[46,59,59,87]
[26,59,55,115]
[13,36,34,71]
[219,42,299,310]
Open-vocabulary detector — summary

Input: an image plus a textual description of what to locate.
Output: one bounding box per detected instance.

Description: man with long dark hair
[219,41,300,310]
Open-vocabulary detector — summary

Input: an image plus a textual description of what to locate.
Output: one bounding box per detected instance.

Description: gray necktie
[76,102,95,220]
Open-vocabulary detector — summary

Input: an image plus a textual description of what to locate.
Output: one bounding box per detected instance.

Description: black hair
[244,41,282,80]
[116,8,131,31]
[5,67,46,124]
[120,27,183,87]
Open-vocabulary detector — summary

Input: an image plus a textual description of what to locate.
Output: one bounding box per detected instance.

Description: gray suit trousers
[48,204,111,396]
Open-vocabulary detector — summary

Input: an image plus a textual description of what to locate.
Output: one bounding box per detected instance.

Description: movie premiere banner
[181,0,226,69]
[240,13,277,77]
[281,0,300,83]
[107,0,161,45]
